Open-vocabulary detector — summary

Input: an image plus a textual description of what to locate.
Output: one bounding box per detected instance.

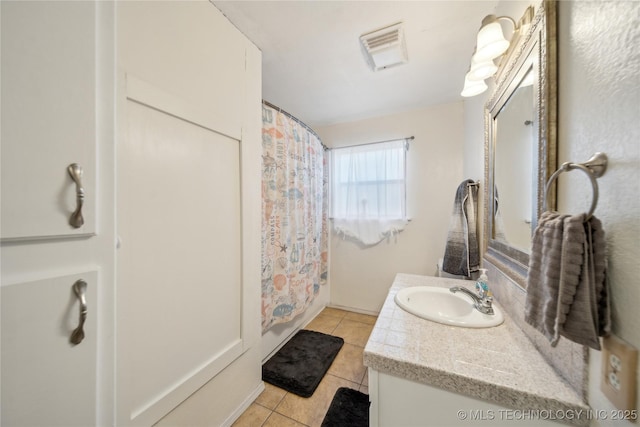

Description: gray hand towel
[558,215,610,349]
[525,211,565,345]
[525,211,610,350]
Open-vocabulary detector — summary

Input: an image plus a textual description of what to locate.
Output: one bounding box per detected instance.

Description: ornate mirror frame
[484,0,557,288]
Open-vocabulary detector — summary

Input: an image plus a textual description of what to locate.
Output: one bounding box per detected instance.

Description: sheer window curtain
[331,139,409,245]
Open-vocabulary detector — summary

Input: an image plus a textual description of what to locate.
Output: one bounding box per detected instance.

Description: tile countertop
[363,273,590,426]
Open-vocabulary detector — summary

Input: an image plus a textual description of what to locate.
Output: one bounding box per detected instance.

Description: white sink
[394,286,504,328]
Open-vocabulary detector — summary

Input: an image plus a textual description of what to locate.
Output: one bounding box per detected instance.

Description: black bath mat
[262,329,344,398]
[321,387,370,427]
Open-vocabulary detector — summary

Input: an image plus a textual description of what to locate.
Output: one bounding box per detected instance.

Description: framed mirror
[484,0,557,288]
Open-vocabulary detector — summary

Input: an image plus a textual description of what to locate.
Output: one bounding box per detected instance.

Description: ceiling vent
[360,22,408,71]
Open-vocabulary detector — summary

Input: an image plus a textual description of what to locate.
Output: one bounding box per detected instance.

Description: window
[330,139,409,244]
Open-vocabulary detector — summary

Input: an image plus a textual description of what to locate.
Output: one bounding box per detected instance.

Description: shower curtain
[261,103,328,332]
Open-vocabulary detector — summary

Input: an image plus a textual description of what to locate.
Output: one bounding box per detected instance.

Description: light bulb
[475,20,509,61]
[469,55,498,80]
[461,73,488,97]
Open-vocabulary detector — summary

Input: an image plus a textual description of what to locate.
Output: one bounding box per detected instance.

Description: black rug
[321,387,370,427]
[262,329,344,398]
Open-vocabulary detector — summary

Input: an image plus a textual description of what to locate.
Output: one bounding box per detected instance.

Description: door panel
[1,1,97,240]
[1,271,98,426]
[118,91,242,425]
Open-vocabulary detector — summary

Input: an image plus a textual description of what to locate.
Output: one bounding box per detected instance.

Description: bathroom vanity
[364,274,589,426]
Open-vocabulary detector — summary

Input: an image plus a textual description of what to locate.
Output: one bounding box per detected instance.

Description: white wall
[556,1,640,422]
[316,102,465,313]
[464,0,640,423]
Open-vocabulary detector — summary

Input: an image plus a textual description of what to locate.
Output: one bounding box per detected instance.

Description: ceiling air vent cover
[360,22,408,71]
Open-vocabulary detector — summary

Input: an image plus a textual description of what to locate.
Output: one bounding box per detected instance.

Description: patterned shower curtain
[261,103,328,332]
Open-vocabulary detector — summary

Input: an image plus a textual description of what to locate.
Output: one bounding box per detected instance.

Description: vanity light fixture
[475,15,514,61]
[461,72,488,97]
[461,7,534,97]
[469,52,498,80]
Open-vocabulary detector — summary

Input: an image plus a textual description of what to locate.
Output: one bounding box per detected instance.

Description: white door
[1,1,115,425]
[115,2,253,423]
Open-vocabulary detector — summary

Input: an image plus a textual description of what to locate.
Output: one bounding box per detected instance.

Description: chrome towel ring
[544,152,608,220]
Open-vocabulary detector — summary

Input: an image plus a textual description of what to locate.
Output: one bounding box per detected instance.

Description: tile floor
[232,307,377,427]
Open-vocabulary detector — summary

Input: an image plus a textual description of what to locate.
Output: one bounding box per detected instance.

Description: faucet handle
[480,296,494,315]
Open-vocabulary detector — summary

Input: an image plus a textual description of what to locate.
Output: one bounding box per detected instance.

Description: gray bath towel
[524,211,610,350]
[442,180,479,277]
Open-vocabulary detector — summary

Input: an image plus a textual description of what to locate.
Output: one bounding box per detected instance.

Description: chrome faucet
[450,285,495,315]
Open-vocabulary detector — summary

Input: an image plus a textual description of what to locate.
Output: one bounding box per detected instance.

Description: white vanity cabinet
[369,369,566,426]
[364,274,589,427]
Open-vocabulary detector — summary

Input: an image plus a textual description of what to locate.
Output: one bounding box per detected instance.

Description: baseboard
[221,381,266,427]
[327,303,379,317]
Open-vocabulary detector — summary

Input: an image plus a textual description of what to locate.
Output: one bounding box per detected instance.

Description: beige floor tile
[328,343,366,383]
[231,403,271,427]
[274,374,358,427]
[362,370,369,386]
[344,311,377,325]
[263,412,308,427]
[332,319,374,347]
[254,383,287,410]
[304,312,342,335]
[320,307,348,319]
[233,308,378,426]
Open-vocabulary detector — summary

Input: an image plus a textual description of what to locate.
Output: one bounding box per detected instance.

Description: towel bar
[544,152,608,220]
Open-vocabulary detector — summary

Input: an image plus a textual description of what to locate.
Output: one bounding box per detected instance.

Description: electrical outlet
[601,335,638,411]
[610,354,622,371]
[608,371,621,391]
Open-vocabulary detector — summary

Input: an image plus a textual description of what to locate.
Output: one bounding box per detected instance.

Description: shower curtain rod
[262,100,329,150]
[262,100,413,151]
[328,136,415,150]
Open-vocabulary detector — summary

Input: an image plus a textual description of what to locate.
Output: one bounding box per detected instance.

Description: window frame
[330,139,408,221]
